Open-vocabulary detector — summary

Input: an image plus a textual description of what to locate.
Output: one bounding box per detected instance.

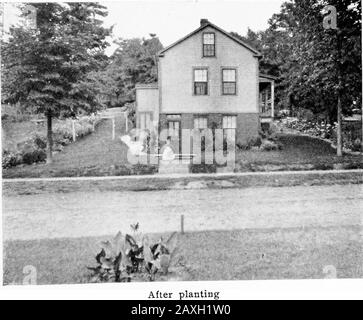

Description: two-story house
[135,19,275,153]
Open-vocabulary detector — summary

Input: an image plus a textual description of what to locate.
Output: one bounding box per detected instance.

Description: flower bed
[279,117,362,152]
[2,115,101,169]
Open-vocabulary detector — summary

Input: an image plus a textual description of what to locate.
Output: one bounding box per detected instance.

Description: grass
[3,117,158,178]
[3,225,362,285]
[236,135,363,171]
[3,119,362,179]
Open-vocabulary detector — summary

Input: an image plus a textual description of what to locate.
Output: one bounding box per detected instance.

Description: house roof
[135,83,158,90]
[158,19,262,57]
[259,74,278,81]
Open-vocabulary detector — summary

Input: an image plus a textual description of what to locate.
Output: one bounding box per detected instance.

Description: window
[194,69,208,95]
[223,116,237,129]
[168,120,180,137]
[194,117,208,129]
[222,69,237,95]
[203,33,215,57]
[167,114,181,121]
[139,112,152,130]
[223,115,237,152]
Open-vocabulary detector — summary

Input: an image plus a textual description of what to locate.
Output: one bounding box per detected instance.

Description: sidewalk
[3,169,363,196]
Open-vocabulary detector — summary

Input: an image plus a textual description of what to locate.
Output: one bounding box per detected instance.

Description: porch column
[271,81,275,119]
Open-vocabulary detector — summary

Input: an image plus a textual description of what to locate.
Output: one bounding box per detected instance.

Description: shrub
[3,115,100,169]
[280,117,362,152]
[190,163,217,173]
[251,136,263,148]
[2,150,22,169]
[88,224,177,283]
[347,138,362,152]
[22,149,47,165]
[261,139,282,151]
[32,134,47,150]
[280,118,336,139]
[237,136,262,150]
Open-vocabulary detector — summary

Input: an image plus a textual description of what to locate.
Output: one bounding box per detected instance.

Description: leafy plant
[2,150,22,169]
[2,115,101,169]
[260,139,283,151]
[87,225,177,283]
[280,117,362,152]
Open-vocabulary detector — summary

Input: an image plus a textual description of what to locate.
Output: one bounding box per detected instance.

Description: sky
[2,0,286,55]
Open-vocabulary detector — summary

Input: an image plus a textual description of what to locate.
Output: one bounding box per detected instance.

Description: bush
[22,149,47,165]
[347,138,362,152]
[33,134,47,150]
[280,118,336,139]
[261,139,282,151]
[280,117,362,152]
[2,150,22,169]
[3,115,100,169]
[88,224,177,283]
[237,136,262,150]
[190,163,217,173]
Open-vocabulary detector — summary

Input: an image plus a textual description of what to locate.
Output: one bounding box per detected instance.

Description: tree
[234,0,361,155]
[231,26,292,108]
[1,3,111,163]
[107,35,163,106]
[274,0,361,155]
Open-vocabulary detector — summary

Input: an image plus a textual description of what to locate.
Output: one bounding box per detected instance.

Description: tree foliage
[105,35,163,107]
[233,0,361,122]
[2,3,111,117]
[1,2,111,161]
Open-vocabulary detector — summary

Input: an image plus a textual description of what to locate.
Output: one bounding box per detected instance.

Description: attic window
[203,33,215,57]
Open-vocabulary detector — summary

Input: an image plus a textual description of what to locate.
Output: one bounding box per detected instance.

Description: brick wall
[236,113,260,145]
[159,113,260,148]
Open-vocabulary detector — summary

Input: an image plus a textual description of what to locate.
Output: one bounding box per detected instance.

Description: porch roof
[259,74,278,83]
[135,83,158,90]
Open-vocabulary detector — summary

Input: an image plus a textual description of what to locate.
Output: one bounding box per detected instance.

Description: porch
[259,74,276,124]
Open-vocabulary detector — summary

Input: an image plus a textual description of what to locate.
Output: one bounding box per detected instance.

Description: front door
[168,120,182,154]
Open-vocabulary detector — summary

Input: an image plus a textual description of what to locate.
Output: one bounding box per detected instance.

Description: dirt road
[3,184,362,241]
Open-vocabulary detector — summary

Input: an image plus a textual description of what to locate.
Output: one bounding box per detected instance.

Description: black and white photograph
[0,0,362,299]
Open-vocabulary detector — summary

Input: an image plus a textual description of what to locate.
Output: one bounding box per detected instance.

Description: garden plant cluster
[280,117,362,152]
[88,224,177,283]
[2,115,100,169]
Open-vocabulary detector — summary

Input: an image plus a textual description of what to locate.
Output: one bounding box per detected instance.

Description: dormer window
[203,33,215,57]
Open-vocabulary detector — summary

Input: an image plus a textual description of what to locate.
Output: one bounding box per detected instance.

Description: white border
[1,280,363,300]
[1,0,362,301]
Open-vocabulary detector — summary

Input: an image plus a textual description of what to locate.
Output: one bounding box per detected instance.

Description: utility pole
[323,5,343,157]
[336,29,343,157]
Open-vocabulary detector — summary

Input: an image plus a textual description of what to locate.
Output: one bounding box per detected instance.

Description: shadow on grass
[3,225,362,285]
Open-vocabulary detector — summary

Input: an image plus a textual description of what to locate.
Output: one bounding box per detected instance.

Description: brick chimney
[200,19,209,27]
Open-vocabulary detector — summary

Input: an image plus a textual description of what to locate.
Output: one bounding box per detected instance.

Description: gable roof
[159,20,262,57]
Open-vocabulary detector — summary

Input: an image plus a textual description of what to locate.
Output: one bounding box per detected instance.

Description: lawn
[3,120,363,178]
[3,117,158,178]
[3,225,362,285]
[236,135,363,170]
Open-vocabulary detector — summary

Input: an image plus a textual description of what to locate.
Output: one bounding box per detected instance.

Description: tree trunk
[46,113,53,164]
[337,95,343,157]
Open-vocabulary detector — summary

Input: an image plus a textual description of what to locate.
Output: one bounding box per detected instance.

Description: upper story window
[203,33,215,57]
[222,69,237,95]
[194,68,208,95]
